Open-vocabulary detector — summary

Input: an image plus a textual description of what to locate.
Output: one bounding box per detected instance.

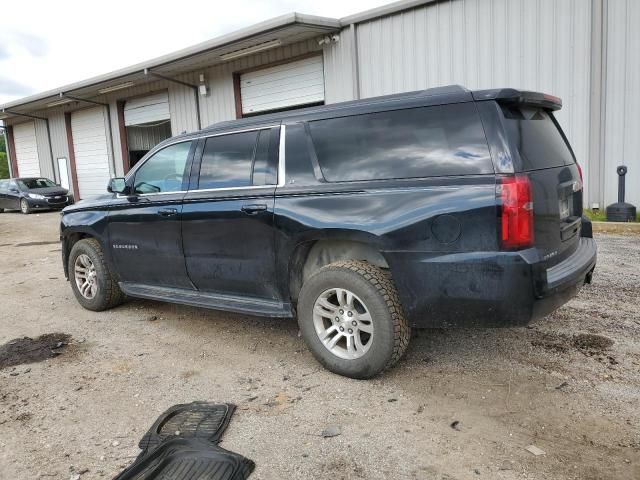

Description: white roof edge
[0,12,340,111]
[339,0,437,25]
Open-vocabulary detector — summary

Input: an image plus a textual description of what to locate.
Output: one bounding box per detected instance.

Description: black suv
[60,86,596,379]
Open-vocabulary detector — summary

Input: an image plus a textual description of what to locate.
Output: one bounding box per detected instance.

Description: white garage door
[71,107,112,199]
[124,91,170,126]
[13,122,40,177]
[240,55,325,115]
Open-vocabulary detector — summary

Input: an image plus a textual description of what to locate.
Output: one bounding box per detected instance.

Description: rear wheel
[68,238,125,311]
[297,260,410,379]
[20,199,31,214]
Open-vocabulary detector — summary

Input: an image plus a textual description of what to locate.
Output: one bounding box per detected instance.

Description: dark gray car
[0,177,73,214]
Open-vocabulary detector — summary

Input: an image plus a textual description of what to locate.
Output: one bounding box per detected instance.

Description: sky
[0,0,391,104]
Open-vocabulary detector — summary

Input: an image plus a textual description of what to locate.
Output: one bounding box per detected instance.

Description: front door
[181,127,280,300]
[107,140,195,288]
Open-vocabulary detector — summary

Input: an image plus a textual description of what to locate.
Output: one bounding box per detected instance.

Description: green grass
[583,208,640,222]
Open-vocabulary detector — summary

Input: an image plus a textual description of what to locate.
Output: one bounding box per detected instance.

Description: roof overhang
[0,12,340,119]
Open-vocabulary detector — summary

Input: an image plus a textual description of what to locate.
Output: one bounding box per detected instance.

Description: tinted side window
[309,103,493,182]
[0,180,7,193]
[133,141,192,194]
[198,129,276,189]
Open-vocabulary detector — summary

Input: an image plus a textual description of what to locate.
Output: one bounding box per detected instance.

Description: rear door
[499,104,582,265]
[181,126,280,300]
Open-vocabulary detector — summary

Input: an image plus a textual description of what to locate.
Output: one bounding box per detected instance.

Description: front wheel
[20,199,31,214]
[297,260,410,379]
[68,238,125,311]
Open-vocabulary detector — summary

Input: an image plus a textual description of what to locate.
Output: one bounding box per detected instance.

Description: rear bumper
[385,237,597,328]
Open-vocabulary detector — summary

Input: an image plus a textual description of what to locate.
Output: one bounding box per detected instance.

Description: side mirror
[107,177,129,195]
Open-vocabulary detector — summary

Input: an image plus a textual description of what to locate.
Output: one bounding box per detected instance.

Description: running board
[119,283,294,318]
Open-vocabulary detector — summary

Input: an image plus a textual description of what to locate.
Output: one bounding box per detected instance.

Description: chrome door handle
[241,204,268,215]
[158,207,178,217]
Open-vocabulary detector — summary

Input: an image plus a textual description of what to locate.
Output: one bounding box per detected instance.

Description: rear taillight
[576,162,583,182]
[498,175,534,250]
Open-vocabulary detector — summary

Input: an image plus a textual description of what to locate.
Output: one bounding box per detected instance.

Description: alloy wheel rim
[20,200,28,213]
[74,254,98,300]
[312,288,374,360]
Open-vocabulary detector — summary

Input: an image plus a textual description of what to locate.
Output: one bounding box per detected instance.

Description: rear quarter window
[308,103,493,182]
[500,105,575,170]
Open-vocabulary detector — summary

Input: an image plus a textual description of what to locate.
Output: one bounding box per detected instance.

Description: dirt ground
[0,211,638,480]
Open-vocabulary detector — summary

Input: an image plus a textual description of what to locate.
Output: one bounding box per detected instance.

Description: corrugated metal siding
[323,29,356,103]
[33,118,54,180]
[354,0,592,198]
[199,39,322,127]
[603,0,640,208]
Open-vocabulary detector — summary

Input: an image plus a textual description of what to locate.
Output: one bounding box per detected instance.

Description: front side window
[198,129,275,190]
[309,103,493,182]
[133,141,192,194]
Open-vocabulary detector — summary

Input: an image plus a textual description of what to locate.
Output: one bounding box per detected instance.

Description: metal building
[1,0,637,210]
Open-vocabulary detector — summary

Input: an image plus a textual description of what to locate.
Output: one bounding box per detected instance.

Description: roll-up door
[240,55,325,115]
[124,91,170,126]
[71,107,112,199]
[13,122,40,177]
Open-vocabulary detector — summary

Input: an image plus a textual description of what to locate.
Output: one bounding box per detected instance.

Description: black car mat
[114,438,255,480]
[138,402,236,455]
[114,402,254,480]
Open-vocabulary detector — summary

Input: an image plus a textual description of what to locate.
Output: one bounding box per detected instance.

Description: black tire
[20,199,31,214]
[68,238,125,311]
[297,260,410,379]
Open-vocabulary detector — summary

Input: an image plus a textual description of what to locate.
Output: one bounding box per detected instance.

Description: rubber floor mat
[114,438,255,480]
[138,402,235,455]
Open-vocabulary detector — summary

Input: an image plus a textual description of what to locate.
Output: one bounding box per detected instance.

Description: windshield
[18,178,57,190]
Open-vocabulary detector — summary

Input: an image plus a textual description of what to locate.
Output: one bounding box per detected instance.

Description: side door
[181,126,280,300]
[107,140,195,288]
[0,180,8,208]
[7,180,21,209]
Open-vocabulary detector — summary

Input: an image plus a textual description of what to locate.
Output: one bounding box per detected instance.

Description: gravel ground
[0,211,639,480]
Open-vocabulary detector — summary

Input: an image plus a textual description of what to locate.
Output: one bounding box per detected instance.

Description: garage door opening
[124,92,172,169]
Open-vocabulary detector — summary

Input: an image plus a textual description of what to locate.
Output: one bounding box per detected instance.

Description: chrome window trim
[277,124,286,188]
[119,124,286,198]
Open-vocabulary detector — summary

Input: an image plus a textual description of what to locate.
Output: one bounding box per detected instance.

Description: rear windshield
[308,103,493,182]
[501,105,575,170]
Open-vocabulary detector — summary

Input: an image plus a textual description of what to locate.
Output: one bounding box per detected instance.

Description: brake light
[498,175,534,250]
[576,162,583,182]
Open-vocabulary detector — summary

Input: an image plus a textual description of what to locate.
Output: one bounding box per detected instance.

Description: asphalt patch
[0,333,71,369]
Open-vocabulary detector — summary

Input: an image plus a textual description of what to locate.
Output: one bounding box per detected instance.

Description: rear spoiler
[472,88,562,111]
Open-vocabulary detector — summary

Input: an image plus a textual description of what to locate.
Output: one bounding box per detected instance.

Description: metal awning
[0,13,340,119]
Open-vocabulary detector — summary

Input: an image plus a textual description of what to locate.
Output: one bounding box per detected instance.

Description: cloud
[0,31,48,59]
[12,31,48,57]
[0,76,34,96]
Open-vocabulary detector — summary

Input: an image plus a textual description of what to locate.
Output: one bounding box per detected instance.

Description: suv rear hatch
[478,90,583,267]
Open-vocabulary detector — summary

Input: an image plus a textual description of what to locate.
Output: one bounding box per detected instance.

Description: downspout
[1,109,56,182]
[60,94,118,178]
[144,69,202,131]
[349,23,361,100]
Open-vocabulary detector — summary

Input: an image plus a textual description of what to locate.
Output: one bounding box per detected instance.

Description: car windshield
[18,178,57,190]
